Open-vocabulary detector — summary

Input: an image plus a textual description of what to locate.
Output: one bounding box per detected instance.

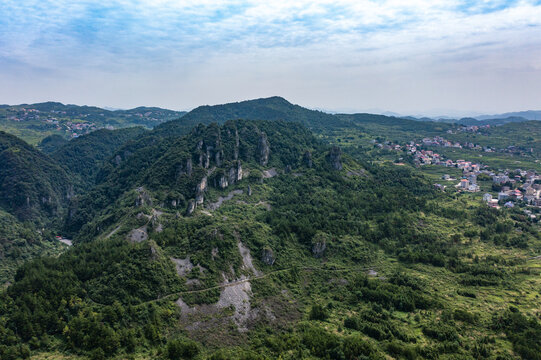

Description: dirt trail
[207,190,243,210]
[88,266,370,308]
[105,225,121,239]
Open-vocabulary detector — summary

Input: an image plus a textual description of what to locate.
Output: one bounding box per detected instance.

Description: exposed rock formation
[311,232,330,258]
[207,190,243,211]
[234,128,240,160]
[257,132,270,166]
[262,168,278,178]
[186,199,196,215]
[231,161,243,183]
[177,157,193,178]
[312,241,326,258]
[261,248,275,265]
[217,174,229,189]
[135,187,152,207]
[127,226,148,243]
[195,177,207,205]
[204,148,211,168]
[171,257,194,277]
[238,241,262,276]
[327,146,343,171]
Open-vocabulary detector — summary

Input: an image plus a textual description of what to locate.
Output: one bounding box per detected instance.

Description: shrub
[309,304,327,321]
[167,338,200,360]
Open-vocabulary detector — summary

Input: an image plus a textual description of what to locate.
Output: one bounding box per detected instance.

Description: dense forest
[0,98,541,359]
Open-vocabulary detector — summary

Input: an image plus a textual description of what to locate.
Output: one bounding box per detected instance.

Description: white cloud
[0,0,540,113]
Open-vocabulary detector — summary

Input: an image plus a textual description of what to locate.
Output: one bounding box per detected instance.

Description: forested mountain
[50,127,147,189]
[0,131,72,223]
[0,132,70,286]
[0,209,63,286]
[1,99,541,360]
[64,119,321,238]
[38,134,69,153]
[153,96,350,137]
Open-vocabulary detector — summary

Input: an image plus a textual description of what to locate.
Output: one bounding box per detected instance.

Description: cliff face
[142,120,316,213]
[257,132,270,166]
[65,119,324,233]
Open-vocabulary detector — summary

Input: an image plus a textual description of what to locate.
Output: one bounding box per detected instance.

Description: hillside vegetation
[0,98,541,360]
[0,102,185,144]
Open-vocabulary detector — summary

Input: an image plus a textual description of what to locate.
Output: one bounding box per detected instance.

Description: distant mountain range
[475,110,541,121]
[402,112,541,126]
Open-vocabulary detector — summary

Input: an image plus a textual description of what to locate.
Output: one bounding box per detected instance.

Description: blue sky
[1,0,540,116]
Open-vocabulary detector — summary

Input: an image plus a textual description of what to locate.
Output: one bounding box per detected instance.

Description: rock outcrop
[217,174,228,189]
[257,132,270,166]
[135,187,152,207]
[195,177,207,205]
[214,161,243,190]
[312,241,326,258]
[327,146,343,171]
[186,199,196,215]
[311,232,330,258]
[177,157,193,178]
[234,128,240,160]
[127,226,148,243]
[261,247,275,265]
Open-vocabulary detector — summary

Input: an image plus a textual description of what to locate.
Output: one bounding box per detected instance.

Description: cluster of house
[44,119,98,138]
[372,137,541,210]
[4,107,102,138]
[483,170,541,208]
[456,175,481,192]
[373,139,402,151]
[64,121,98,138]
[447,124,491,134]
[7,107,41,121]
[421,137,462,148]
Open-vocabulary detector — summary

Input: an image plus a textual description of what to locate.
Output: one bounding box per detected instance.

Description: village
[1,105,175,139]
[5,107,101,138]
[373,137,541,215]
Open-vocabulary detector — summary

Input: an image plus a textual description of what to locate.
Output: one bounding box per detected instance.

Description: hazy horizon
[1,1,540,116]
[2,96,540,119]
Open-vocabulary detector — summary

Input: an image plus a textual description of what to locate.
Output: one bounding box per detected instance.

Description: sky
[1,0,540,116]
